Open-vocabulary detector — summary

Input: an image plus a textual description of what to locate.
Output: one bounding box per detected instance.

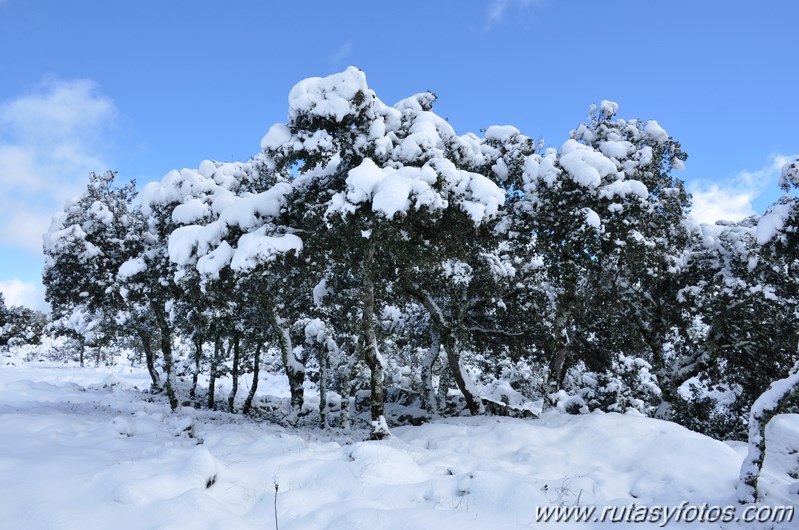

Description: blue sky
[1,0,797,310]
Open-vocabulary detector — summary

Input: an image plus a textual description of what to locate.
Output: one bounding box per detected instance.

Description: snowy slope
[0,360,793,529]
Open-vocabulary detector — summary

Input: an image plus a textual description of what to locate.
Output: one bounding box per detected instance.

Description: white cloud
[485,0,545,29]
[2,79,114,142]
[0,79,116,252]
[0,144,40,191]
[688,154,797,224]
[0,278,47,312]
[689,185,755,224]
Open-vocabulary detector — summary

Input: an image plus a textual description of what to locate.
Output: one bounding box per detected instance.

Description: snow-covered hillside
[0,358,795,529]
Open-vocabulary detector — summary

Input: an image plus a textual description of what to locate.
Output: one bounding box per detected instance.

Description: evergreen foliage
[34,69,798,445]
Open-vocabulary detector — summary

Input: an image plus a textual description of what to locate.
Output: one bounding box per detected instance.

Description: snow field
[0,361,795,529]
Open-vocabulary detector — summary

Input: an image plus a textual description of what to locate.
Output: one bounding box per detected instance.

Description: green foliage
[43,171,140,347]
[35,70,798,440]
[677,215,799,436]
[560,355,662,415]
[671,383,748,441]
[0,304,48,349]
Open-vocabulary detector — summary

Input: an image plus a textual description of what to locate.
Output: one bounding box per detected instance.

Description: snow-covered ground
[0,357,795,529]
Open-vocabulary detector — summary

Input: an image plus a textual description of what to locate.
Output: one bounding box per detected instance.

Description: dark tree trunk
[632,306,672,401]
[546,295,574,404]
[190,335,203,398]
[360,244,387,439]
[547,344,568,394]
[155,308,179,411]
[414,288,482,415]
[138,329,161,391]
[339,345,354,429]
[441,332,481,415]
[208,334,222,410]
[243,340,263,414]
[421,327,440,416]
[437,364,451,412]
[228,334,241,412]
[318,344,328,429]
[270,309,304,410]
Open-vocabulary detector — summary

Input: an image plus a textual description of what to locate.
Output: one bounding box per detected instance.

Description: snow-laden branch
[737,363,799,503]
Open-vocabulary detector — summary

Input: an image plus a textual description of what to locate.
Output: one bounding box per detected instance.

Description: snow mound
[395,413,740,505]
[288,65,370,123]
[0,362,787,529]
[756,200,794,244]
[759,414,799,506]
[560,139,618,188]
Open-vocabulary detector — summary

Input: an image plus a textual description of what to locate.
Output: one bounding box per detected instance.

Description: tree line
[36,67,798,441]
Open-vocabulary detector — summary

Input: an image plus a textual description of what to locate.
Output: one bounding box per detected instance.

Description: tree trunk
[441,332,482,415]
[318,344,328,429]
[421,327,440,416]
[155,308,179,411]
[138,329,161,391]
[547,344,568,394]
[339,346,354,430]
[228,333,240,412]
[208,334,221,410]
[79,338,85,368]
[190,335,203,398]
[546,296,574,404]
[361,243,388,439]
[270,310,304,410]
[414,288,482,415]
[437,364,451,413]
[243,340,263,414]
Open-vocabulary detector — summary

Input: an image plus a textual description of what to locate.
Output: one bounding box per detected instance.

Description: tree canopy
[39,68,798,443]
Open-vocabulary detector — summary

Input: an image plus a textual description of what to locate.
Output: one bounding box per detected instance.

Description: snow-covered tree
[143,158,306,411]
[256,68,508,434]
[757,157,799,270]
[40,66,798,442]
[385,125,542,417]
[676,157,799,439]
[570,104,689,373]
[509,102,689,402]
[0,293,9,345]
[43,171,139,365]
[675,215,799,437]
[119,170,205,410]
[0,299,47,350]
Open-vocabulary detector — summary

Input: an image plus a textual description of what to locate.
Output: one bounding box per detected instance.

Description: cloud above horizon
[0,278,47,312]
[0,78,117,253]
[688,153,796,224]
